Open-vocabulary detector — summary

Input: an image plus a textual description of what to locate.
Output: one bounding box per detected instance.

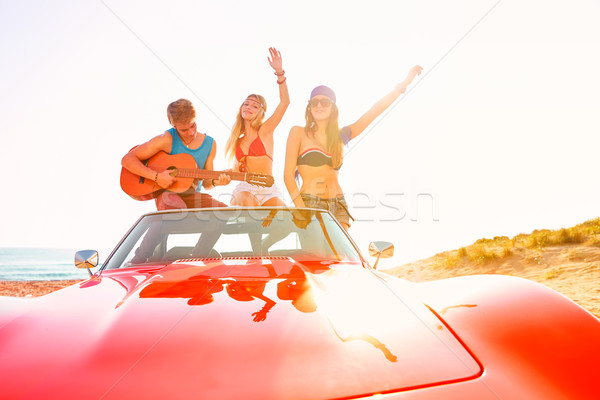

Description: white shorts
[231,181,284,205]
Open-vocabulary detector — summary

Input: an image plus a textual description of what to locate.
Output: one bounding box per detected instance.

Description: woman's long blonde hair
[225,94,267,161]
[304,102,344,168]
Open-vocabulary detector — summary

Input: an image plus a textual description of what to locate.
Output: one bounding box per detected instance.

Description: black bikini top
[297,148,341,170]
[296,127,351,171]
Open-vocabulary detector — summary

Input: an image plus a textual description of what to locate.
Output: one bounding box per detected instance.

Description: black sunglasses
[309,98,333,108]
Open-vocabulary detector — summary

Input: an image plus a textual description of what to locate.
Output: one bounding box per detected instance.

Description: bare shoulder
[141,130,170,144]
[150,131,173,150]
[288,125,306,139]
[130,131,172,158]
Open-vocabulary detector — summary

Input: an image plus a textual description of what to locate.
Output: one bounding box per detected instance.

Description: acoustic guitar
[121,151,274,201]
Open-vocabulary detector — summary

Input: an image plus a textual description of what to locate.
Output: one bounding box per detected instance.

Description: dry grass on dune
[385,218,600,318]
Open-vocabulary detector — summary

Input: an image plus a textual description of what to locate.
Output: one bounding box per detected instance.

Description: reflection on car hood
[0,258,480,399]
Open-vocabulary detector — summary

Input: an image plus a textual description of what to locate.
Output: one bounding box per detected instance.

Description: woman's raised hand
[396,65,423,93]
[268,47,283,73]
[406,65,423,81]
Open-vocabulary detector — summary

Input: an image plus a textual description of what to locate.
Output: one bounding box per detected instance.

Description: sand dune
[385,244,600,318]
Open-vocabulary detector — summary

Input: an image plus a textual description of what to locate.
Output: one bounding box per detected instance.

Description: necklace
[181,132,197,148]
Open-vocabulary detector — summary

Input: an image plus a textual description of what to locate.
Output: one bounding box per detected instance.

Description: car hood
[0,258,480,399]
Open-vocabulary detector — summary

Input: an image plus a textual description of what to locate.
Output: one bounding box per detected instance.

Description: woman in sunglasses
[225,47,290,207]
[283,65,422,230]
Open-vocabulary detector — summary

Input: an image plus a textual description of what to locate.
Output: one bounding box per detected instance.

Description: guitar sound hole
[167,166,178,176]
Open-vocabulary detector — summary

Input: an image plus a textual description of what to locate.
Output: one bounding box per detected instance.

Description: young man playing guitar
[121,98,231,210]
[121,99,233,263]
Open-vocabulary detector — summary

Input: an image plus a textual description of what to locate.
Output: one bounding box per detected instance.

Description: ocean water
[0,248,104,281]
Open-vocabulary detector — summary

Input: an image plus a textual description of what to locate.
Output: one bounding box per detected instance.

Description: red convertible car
[1,207,599,399]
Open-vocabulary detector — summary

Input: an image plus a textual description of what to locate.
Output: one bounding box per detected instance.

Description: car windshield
[102,208,363,270]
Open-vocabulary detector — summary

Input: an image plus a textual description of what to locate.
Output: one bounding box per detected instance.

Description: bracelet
[274,70,285,76]
[277,77,287,85]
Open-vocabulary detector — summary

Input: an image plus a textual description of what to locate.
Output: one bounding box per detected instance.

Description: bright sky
[1,0,599,268]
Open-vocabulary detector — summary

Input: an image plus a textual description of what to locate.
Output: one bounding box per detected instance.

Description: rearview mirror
[74,250,98,277]
[368,241,394,269]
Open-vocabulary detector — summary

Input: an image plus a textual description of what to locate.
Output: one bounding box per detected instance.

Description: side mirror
[75,250,98,278]
[368,241,394,270]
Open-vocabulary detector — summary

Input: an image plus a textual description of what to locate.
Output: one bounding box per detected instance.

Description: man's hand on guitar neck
[205,170,232,189]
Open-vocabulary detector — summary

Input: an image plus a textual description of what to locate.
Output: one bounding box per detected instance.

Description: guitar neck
[177,168,246,181]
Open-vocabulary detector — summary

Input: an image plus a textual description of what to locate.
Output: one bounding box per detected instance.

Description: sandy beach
[0,280,82,297]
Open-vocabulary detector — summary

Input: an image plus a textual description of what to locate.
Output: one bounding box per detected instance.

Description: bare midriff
[243,155,273,175]
[298,165,343,198]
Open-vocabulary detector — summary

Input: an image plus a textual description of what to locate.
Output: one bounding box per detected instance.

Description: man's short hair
[167,99,196,125]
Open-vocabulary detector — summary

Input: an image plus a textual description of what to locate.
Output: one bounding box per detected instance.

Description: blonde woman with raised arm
[225,47,290,207]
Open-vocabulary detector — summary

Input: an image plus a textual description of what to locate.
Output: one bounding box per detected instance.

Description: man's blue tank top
[168,128,214,192]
